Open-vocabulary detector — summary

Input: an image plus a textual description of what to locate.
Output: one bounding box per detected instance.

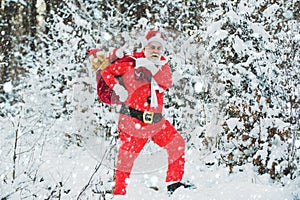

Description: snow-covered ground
[38,136,299,200]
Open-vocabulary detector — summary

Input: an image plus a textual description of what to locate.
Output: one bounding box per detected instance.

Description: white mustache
[151,54,159,57]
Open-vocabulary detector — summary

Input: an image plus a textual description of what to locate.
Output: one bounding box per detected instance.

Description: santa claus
[101,30,192,195]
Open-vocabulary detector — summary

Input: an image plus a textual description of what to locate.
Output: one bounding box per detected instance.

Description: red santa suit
[101,50,185,195]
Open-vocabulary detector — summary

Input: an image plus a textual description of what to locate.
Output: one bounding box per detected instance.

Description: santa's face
[144,41,163,62]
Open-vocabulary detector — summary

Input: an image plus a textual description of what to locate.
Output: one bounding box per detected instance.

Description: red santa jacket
[101,51,172,114]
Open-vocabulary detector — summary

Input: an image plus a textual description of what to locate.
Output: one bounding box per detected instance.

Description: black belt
[120,105,162,124]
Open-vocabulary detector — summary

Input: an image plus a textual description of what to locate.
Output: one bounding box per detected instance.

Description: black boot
[167,182,196,195]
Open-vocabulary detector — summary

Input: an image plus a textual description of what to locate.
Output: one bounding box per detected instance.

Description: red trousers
[113,115,185,195]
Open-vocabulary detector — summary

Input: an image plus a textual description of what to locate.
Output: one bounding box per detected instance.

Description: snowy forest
[0,0,299,199]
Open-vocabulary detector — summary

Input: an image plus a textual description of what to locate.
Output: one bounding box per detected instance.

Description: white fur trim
[141,35,166,49]
[150,79,163,108]
[147,36,166,48]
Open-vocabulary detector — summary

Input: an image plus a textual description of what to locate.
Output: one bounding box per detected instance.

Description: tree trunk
[30,0,38,52]
[0,2,17,101]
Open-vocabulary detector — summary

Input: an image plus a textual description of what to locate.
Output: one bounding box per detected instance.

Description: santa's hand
[135,58,159,75]
[135,67,152,82]
[113,84,128,102]
[108,47,131,63]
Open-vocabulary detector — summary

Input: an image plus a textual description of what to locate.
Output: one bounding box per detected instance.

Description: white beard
[144,51,162,64]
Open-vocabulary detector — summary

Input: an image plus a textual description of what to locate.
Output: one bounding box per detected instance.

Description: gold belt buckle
[143,111,154,124]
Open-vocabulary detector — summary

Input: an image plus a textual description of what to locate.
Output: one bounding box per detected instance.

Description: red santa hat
[142,30,166,49]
